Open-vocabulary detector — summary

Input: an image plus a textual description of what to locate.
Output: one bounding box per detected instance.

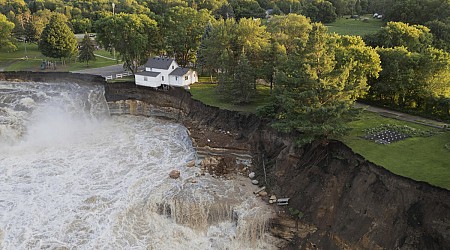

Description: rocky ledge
[105,82,450,250]
[1,72,448,249]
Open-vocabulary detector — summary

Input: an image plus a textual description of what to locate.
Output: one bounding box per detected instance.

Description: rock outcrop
[104,81,450,249]
[169,170,180,179]
[1,72,448,249]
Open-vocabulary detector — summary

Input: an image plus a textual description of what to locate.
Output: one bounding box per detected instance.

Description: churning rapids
[0,81,278,249]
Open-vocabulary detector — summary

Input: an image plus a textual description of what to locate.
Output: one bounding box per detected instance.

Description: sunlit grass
[339,112,450,189]
[0,42,119,71]
[189,83,271,113]
[326,14,384,36]
[190,83,450,189]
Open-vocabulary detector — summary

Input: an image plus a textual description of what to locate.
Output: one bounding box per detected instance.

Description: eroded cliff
[105,81,450,250]
[1,72,449,249]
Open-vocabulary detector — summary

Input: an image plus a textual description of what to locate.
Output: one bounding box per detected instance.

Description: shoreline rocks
[169,170,180,179]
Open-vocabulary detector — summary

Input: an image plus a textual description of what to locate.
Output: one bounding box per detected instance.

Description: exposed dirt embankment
[0,71,105,85]
[105,82,450,249]
[1,72,449,249]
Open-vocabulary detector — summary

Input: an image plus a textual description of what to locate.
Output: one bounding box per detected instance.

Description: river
[0,81,278,249]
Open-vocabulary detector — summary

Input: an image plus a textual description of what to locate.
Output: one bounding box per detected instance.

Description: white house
[135,57,198,88]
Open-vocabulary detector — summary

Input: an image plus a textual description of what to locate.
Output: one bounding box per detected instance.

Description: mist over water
[0,81,277,249]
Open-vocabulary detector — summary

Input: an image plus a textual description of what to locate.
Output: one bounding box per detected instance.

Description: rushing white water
[0,81,278,249]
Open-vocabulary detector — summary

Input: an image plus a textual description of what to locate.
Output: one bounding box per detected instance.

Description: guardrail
[105,72,132,81]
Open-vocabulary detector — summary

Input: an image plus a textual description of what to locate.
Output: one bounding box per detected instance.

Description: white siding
[169,75,184,86]
[135,74,161,88]
[182,70,198,85]
[169,61,179,70]
[137,59,199,88]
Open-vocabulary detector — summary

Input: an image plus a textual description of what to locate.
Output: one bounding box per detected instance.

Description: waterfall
[0,81,279,249]
[0,81,109,146]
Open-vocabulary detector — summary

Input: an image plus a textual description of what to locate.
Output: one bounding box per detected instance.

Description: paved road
[71,64,127,78]
[355,102,448,129]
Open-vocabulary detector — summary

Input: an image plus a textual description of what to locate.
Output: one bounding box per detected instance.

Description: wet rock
[248,172,256,179]
[210,157,219,165]
[186,160,195,168]
[269,195,277,204]
[251,179,259,185]
[169,170,180,179]
[201,157,210,167]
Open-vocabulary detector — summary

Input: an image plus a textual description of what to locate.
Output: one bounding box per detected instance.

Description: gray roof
[135,71,160,77]
[144,57,175,69]
[169,67,190,76]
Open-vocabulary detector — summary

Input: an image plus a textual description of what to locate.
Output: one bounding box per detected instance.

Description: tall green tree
[266,14,312,54]
[95,13,159,74]
[197,21,215,79]
[197,18,235,77]
[369,46,450,107]
[197,17,269,103]
[230,0,266,19]
[78,33,96,66]
[0,0,28,15]
[33,9,53,39]
[265,14,311,92]
[38,14,77,61]
[419,47,450,99]
[0,13,17,51]
[365,21,433,52]
[70,17,92,33]
[227,51,255,103]
[164,6,211,67]
[383,0,449,25]
[426,19,450,52]
[142,0,188,16]
[235,17,269,89]
[303,0,337,23]
[272,0,302,14]
[264,23,381,144]
[197,0,228,12]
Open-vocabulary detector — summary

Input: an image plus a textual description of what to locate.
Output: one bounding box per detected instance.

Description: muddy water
[0,81,278,249]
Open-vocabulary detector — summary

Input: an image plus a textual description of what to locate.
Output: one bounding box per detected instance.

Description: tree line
[198,14,381,143]
[363,21,449,121]
[0,0,448,142]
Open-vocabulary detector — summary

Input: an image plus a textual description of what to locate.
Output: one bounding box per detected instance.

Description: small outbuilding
[135,57,198,89]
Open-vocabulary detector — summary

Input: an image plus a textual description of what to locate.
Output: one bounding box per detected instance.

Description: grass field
[189,82,271,113]
[326,15,384,36]
[190,84,449,189]
[0,42,118,72]
[339,112,450,189]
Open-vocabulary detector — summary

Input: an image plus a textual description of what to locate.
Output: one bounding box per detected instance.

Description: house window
[144,76,148,81]
[185,76,188,80]
[162,76,165,81]
[175,76,178,81]
[172,66,174,69]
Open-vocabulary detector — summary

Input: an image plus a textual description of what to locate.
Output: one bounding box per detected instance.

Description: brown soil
[1,72,449,250]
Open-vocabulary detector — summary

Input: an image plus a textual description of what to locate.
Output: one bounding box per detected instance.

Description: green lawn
[339,112,450,189]
[190,84,449,189]
[0,42,119,71]
[189,83,271,113]
[0,42,43,69]
[326,15,384,36]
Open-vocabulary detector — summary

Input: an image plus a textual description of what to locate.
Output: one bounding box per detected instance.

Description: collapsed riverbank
[1,72,449,249]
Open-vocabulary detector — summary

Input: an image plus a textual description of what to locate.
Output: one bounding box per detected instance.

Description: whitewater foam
[0,81,279,249]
